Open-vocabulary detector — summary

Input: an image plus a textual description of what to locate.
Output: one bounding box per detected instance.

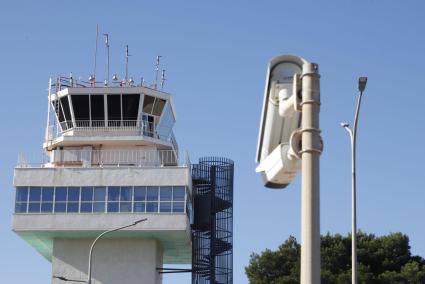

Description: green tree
[245,232,425,284]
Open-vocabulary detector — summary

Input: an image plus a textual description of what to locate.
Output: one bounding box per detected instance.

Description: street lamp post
[87,218,148,284]
[341,77,368,284]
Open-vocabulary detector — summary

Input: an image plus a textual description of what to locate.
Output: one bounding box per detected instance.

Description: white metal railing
[49,120,174,142]
[17,149,189,168]
[60,120,144,132]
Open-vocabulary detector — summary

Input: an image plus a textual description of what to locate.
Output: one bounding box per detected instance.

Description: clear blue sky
[1,1,424,283]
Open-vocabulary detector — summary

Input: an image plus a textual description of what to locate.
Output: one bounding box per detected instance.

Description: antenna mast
[103,33,110,85]
[154,55,161,89]
[161,69,166,90]
[45,77,52,143]
[125,45,129,85]
[93,24,99,86]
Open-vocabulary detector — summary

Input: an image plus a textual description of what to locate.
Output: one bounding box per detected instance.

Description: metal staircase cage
[191,157,234,284]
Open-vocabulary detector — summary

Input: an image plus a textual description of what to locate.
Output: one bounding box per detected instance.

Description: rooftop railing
[53,76,158,91]
[17,149,190,169]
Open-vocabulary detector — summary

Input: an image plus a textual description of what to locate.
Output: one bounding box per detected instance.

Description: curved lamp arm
[87,218,147,284]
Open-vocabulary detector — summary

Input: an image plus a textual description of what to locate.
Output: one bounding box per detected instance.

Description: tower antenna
[93,24,99,86]
[154,55,162,89]
[125,45,129,85]
[103,33,110,85]
[161,69,166,90]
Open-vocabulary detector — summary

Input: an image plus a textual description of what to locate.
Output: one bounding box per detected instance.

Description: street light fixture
[340,76,368,284]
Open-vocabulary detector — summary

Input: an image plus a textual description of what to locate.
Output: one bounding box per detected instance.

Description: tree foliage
[245,232,425,284]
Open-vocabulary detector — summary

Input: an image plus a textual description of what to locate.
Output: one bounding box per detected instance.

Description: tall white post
[300,62,322,284]
[45,77,52,143]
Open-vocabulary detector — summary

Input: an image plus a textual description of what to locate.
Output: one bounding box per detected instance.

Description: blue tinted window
[107,202,119,212]
[54,203,66,212]
[147,187,158,201]
[134,187,146,201]
[68,187,80,202]
[16,187,28,202]
[55,187,67,201]
[120,187,132,201]
[81,187,93,201]
[173,202,184,213]
[133,202,145,212]
[173,187,185,201]
[42,187,54,201]
[80,202,93,213]
[146,202,158,213]
[160,187,172,201]
[120,202,132,212]
[15,203,27,213]
[93,203,105,213]
[160,202,171,213]
[41,203,53,213]
[67,202,79,212]
[29,187,41,202]
[94,187,106,201]
[108,187,120,201]
[28,203,41,213]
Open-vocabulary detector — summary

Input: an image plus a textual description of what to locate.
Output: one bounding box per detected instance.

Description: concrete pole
[300,62,322,284]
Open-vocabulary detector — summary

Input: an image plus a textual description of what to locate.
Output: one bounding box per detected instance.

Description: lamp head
[340,122,350,128]
[134,218,147,225]
[358,77,367,92]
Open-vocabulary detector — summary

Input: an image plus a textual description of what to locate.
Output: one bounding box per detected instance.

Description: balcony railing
[17,149,190,168]
[47,120,174,143]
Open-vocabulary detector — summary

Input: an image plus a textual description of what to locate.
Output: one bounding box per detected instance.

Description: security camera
[256,55,308,189]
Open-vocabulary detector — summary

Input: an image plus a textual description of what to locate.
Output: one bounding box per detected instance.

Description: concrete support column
[300,63,322,284]
[52,238,163,284]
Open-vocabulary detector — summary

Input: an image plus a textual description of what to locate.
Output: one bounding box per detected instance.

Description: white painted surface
[13,214,189,232]
[14,167,190,187]
[52,238,163,284]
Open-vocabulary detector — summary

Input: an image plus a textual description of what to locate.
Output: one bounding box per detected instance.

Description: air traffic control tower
[12,75,194,284]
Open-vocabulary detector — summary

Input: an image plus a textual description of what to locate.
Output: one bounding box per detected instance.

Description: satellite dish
[112,74,118,81]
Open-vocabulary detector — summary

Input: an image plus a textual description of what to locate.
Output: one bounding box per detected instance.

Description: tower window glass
[14,186,188,215]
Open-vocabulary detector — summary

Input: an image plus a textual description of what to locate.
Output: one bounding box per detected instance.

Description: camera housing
[256,55,307,188]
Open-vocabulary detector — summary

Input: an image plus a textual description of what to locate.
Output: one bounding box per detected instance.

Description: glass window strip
[15,185,188,215]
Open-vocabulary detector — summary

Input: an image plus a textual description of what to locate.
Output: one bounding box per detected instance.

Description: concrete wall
[13,214,189,232]
[14,167,190,187]
[52,238,163,284]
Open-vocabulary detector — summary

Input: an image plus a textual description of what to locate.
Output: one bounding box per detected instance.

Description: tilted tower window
[90,95,105,126]
[142,95,155,113]
[71,95,90,121]
[107,95,121,124]
[142,95,166,117]
[122,94,140,124]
